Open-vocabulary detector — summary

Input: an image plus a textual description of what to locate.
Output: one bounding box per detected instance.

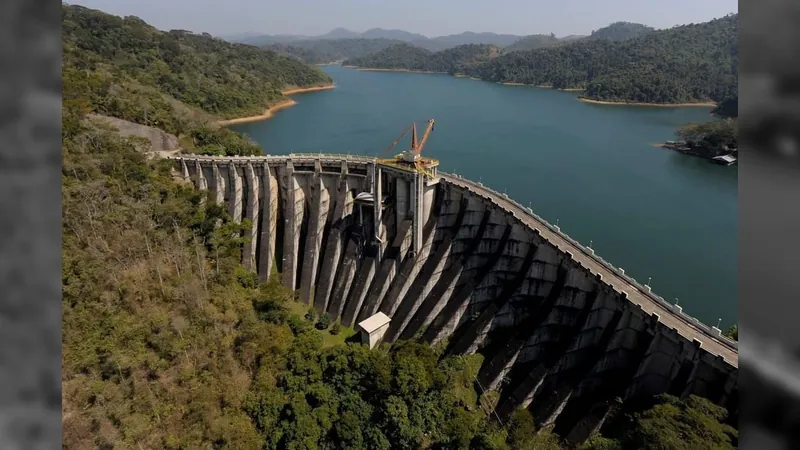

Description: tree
[675,119,738,155]
[305,307,316,322]
[315,313,332,330]
[619,394,738,449]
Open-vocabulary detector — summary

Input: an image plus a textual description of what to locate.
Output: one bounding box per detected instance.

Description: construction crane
[377,119,439,178]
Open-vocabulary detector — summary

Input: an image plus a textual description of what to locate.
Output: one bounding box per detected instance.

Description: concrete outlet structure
[170,153,739,445]
[357,312,392,349]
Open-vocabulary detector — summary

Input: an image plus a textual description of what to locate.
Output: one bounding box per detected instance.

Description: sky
[69,0,738,38]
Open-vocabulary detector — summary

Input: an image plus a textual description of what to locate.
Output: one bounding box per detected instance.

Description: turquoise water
[231,65,737,328]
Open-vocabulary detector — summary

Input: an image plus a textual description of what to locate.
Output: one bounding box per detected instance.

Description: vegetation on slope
[588,22,656,41]
[724,325,738,341]
[344,43,501,74]
[267,38,405,64]
[347,14,737,104]
[712,96,739,118]
[673,118,738,157]
[240,29,524,52]
[419,32,523,51]
[595,394,737,449]
[63,4,332,120]
[503,34,562,53]
[62,3,337,157]
[504,22,653,54]
[470,14,738,103]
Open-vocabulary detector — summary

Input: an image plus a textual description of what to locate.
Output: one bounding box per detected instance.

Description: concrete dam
[169,153,738,443]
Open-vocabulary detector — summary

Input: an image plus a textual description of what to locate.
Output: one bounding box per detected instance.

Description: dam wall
[172,153,738,443]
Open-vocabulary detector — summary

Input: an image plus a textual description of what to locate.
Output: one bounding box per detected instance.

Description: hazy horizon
[67,0,737,39]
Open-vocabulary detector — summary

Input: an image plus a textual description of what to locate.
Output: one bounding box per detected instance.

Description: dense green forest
[472,14,737,103]
[674,118,738,155]
[61,3,335,156]
[502,22,653,54]
[712,96,739,118]
[503,34,562,53]
[344,43,501,74]
[588,22,655,41]
[267,38,405,64]
[238,29,524,52]
[346,15,737,104]
[62,4,331,120]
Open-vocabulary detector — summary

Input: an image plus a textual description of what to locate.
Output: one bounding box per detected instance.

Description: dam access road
[169,153,738,444]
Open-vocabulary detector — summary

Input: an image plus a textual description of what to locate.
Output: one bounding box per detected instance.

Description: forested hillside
[62,4,331,120]
[237,28,524,52]
[420,32,523,51]
[345,15,736,104]
[344,43,501,74]
[503,34,562,53]
[589,22,656,41]
[468,14,738,103]
[267,38,404,64]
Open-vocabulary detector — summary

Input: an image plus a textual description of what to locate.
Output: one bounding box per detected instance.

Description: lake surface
[231,65,737,328]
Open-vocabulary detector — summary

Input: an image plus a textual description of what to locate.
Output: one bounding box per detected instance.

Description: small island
[658,97,738,165]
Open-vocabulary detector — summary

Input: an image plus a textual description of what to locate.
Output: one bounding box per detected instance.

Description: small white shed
[357,312,391,349]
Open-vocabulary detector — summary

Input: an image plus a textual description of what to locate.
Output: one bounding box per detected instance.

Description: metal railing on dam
[167,152,738,366]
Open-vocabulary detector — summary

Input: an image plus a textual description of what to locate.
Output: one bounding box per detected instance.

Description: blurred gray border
[740,0,800,448]
[0,0,62,448]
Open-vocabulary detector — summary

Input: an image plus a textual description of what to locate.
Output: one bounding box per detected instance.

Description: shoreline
[578,97,716,107]
[217,84,335,126]
[343,66,719,107]
[503,82,586,93]
[217,99,298,126]
[281,84,336,95]
[355,67,449,74]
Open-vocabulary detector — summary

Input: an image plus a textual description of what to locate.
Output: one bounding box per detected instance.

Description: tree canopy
[712,96,739,118]
[344,43,501,74]
[62,4,332,120]
[503,34,562,53]
[589,22,656,41]
[618,394,738,449]
[470,14,737,103]
[267,38,406,64]
[675,118,738,155]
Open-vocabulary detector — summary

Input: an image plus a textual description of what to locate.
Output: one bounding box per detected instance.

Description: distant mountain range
[259,22,659,65]
[227,21,657,57]
[231,28,592,51]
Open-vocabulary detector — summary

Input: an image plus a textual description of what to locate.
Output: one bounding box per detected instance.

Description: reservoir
[231,65,737,329]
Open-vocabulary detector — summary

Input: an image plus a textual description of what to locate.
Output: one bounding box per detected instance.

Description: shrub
[315,313,331,330]
[304,307,316,322]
